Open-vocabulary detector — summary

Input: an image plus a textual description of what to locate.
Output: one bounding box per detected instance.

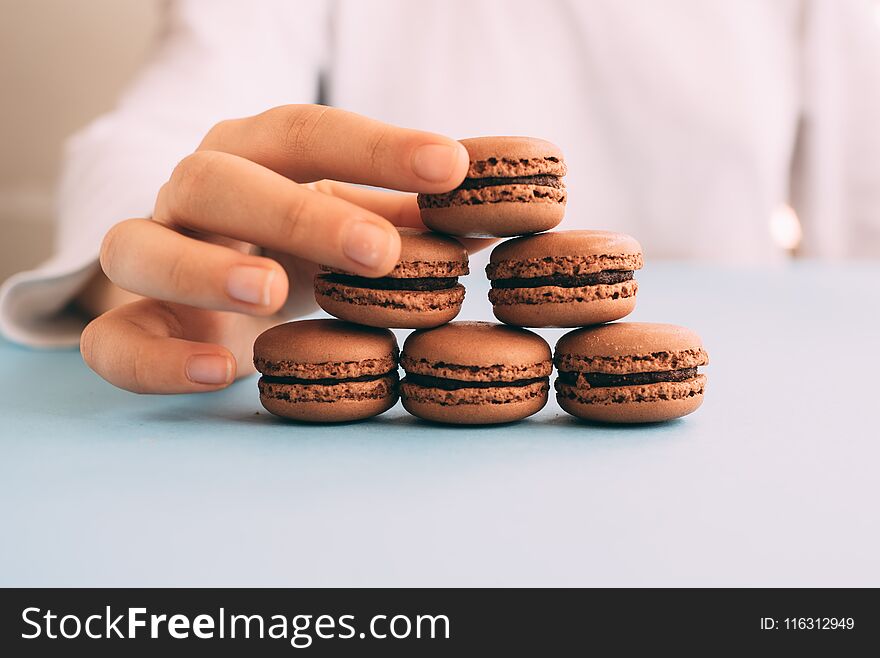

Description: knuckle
[152,301,186,339]
[164,253,190,297]
[275,104,334,161]
[364,124,392,171]
[168,151,223,212]
[278,191,310,246]
[199,118,237,149]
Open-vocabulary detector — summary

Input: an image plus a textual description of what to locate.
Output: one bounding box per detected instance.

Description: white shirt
[2,0,879,347]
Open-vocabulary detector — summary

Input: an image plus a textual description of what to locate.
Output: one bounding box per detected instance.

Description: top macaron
[417,136,567,237]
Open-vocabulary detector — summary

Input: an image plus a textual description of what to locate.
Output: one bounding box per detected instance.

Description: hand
[80,105,484,394]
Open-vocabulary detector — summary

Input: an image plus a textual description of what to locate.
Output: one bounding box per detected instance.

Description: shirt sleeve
[791,0,880,258]
[0,0,329,347]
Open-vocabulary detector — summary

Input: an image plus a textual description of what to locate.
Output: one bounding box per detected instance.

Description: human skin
[77,104,492,394]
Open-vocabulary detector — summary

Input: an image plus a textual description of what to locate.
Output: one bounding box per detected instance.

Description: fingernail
[227,266,275,305]
[343,221,394,269]
[411,143,463,183]
[186,355,232,385]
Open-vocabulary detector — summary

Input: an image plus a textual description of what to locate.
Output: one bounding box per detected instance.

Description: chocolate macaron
[400,321,552,424]
[314,228,468,328]
[554,323,708,423]
[254,319,399,422]
[417,136,566,237]
[486,230,643,327]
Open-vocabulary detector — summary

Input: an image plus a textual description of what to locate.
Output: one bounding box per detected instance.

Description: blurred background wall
[0,0,160,282]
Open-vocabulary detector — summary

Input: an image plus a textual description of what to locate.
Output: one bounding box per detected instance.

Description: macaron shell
[555,322,704,359]
[260,392,399,423]
[396,226,470,256]
[254,319,398,369]
[487,253,643,280]
[489,230,643,263]
[459,136,566,178]
[402,321,552,369]
[255,354,398,379]
[420,199,564,238]
[389,227,469,276]
[315,282,465,329]
[259,376,399,422]
[555,346,708,375]
[401,384,549,425]
[401,379,549,406]
[557,389,704,424]
[491,293,637,328]
[322,260,467,279]
[556,375,706,423]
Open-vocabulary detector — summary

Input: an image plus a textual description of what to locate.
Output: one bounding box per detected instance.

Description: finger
[155,150,402,276]
[80,299,273,394]
[310,179,424,228]
[80,301,235,394]
[198,104,469,193]
[312,180,498,254]
[101,218,288,314]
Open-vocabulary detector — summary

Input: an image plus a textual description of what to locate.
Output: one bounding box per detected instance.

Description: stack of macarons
[483,230,708,423]
[254,136,707,425]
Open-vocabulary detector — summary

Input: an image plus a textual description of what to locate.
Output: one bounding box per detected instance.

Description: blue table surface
[1,262,878,586]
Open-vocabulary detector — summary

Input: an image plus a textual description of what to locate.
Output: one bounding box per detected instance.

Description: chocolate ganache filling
[491,270,633,289]
[557,367,698,388]
[404,373,547,391]
[456,174,563,190]
[262,371,399,386]
[320,273,459,291]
